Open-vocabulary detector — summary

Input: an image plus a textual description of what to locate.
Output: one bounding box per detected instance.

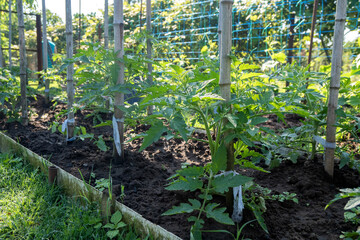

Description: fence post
[36,14,43,81]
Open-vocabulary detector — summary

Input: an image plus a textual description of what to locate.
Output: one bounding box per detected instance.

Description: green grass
[0,153,141,240]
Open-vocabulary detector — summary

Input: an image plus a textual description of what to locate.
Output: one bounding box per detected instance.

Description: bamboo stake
[219,0,234,214]
[17,0,28,126]
[66,0,75,140]
[146,0,153,115]
[286,12,295,87]
[8,0,12,69]
[324,0,347,178]
[219,0,233,102]
[0,25,3,68]
[113,0,125,161]
[104,0,110,110]
[78,0,81,50]
[140,0,143,31]
[36,14,43,82]
[42,0,50,104]
[104,0,109,49]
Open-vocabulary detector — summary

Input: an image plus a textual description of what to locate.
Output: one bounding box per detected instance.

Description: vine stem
[190,105,215,155]
[197,171,213,220]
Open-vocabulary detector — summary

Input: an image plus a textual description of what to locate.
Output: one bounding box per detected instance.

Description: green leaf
[237,111,248,124]
[170,65,185,75]
[271,52,287,63]
[240,72,264,80]
[345,197,360,210]
[166,177,203,192]
[79,55,90,63]
[94,222,102,229]
[248,202,269,234]
[115,222,126,229]
[246,127,259,137]
[51,123,58,133]
[188,199,202,209]
[106,230,120,239]
[293,108,310,118]
[238,63,260,71]
[340,151,350,169]
[170,113,189,141]
[211,173,252,194]
[177,166,204,177]
[110,211,123,224]
[211,144,227,173]
[193,93,224,102]
[238,134,254,147]
[226,114,237,128]
[78,133,94,140]
[349,96,360,106]
[288,152,299,164]
[93,120,112,128]
[236,160,270,173]
[190,222,203,240]
[162,202,198,216]
[139,121,167,152]
[201,46,209,53]
[205,203,234,225]
[103,223,115,229]
[96,136,108,152]
[80,126,87,135]
[250,117,268,125]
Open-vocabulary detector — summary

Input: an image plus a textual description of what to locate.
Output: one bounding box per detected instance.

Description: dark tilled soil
[1,95,359,240]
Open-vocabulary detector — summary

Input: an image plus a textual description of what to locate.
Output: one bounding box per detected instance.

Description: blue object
[42,40,56,68]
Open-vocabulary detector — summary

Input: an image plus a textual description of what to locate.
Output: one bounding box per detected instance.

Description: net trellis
[150,0,360,65]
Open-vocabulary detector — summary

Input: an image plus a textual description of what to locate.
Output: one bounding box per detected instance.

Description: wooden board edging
[0,131,182,240]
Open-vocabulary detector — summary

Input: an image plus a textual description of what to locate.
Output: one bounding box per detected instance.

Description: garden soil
[1,95,359,240]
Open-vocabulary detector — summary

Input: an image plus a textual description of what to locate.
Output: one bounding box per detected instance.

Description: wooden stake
[113,0,125,161]
[17,0,28,126]
[219,0,234,214]
[140,0,143,31]
[286,12,295,87]
[219,0,233,102]
[66,0,75,140]
[104,0,109,49]
[36,14,43,82]
[146,0,153,115]
[78,0,82,50]
[0,21,3,68]
[8,0,12,69]
[48,165,58,185]
[101,190,116,224]
[104,0,111,109]
[42,0,50,104]
[324,0,347,178]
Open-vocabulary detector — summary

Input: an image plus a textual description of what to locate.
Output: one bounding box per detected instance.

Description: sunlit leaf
[139,121,167,152]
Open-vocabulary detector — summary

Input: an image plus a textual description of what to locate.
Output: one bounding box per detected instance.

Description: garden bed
[1,95,359,240]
